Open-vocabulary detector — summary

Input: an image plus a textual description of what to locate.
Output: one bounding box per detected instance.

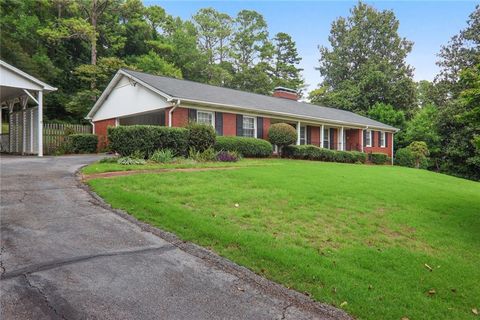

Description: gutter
[168,98,181,127]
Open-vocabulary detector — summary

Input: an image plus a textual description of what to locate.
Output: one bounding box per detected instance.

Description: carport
[0,60,57,156]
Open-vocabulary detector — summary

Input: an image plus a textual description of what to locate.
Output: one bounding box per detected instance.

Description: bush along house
[86,69,398,161]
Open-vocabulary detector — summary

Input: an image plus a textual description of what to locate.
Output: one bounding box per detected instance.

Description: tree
[271,32,304,94]
[436,5,480,98]
[314,2,416,113]
[367,103,406,129]
[407,141,429,169]
[268,123,297,156]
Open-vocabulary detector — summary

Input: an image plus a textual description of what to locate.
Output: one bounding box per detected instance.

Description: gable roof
[89,68,398,131]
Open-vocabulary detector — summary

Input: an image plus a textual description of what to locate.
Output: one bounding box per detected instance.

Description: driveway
[0,155,349,320]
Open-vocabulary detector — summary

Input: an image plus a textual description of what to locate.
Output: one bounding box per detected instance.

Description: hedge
[284,145,368,164]
[108,125,188,157]
[369,152,390,165]
[214,136,273,157]
[395,147,428,169]
[68,134,98,154]
[187,123,216,152]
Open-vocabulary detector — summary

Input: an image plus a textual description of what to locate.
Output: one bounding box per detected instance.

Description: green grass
[87,159,480,319]
[81,158,270,174]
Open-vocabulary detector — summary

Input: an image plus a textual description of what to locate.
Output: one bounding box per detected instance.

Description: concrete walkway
[0,155,349,320]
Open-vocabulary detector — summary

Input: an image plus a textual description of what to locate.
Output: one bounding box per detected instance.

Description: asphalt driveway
[0,155,349,320]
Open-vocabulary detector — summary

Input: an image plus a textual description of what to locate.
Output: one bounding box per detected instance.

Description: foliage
[406,141,429,169]
[313,2,416,114]
[99,156,120,164]
[268,123,297,154]
[367,103,405,129]
[108,125,188,157]
[216,150,240,162]
[149,149,175,163]
[186,123,216,152]
[68,134,98,154]
[117,156,146,165]
[214,136,273,157]
[402,105,441,154]
[188,147,218,162]
[369,152,389,165]
[89,159,480,320]
[284,145,368,164]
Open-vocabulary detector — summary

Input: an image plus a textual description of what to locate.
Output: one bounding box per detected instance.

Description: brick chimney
[272,87,298,101]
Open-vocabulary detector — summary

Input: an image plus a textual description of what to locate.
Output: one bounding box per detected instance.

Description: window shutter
[378,131,381,147]
[160,110,166,126]
[363,130,367,147]
[307,126,312,145]
[236,114,243,136]
[215,112,223,136]
[385,132,389,147]
[256,117,263,139]
[188,109,197,123]
[329,128,335,149]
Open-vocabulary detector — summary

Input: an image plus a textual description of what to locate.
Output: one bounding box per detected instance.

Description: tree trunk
[90,0,98,66]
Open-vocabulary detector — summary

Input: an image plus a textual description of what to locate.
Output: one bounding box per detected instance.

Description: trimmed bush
[268,123,297,155]
[214,136,273,157]
[108,125,188,157]
[68,134,98,153]
[187,123,216,152]
[370,152,389,165]
[284,145,371,164]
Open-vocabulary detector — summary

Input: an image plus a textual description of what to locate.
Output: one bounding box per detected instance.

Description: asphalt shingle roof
[122,69,397,131]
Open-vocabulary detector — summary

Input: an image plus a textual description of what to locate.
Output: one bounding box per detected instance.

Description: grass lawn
[86,159,480,319]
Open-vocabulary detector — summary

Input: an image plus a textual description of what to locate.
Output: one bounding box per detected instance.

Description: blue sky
[145,1,477,91]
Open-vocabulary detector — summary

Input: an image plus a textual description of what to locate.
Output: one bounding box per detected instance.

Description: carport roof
[0,60,57,103]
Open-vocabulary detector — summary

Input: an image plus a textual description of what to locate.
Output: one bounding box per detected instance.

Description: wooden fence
[43,123,92,155]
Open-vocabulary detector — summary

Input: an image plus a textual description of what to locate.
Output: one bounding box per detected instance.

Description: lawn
[86,159,480,319]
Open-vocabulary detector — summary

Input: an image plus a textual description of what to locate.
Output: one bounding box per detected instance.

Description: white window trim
[380,131,386,148]
[196,110,215,127]
[242,115,257,138]
[300,125,307,145]
[323,127,330,148]
[366,130,372,147]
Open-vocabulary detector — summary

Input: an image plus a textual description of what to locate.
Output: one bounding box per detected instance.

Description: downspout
[168,99,181,127]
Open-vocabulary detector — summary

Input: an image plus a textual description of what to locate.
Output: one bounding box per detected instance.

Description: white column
[21,96,28,155]
[8,101,14,153]
[30,109,34,153]
[340,127,344,151]
[38,90,43,157]
[360,129,364,152]
[320,124,324,148]
[391,132,395,165]
[296,121,301,145]
[0,107,2,135]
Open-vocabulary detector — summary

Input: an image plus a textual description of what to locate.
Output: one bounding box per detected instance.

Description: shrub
[214,136,273,157]
[395,148,416,168]
[130,150,146,159]
[407,141,429,169]
[99,156,119,163]
[150,149,175,163]
[187,123,216,152]
[117,157,146,165]
[108,125,188,157]
[188,147,218,162]
[370,152,389,165]
[268,123,297,155]
[68,134,98,153]
[216,150,240,162]
[284,145,371,164]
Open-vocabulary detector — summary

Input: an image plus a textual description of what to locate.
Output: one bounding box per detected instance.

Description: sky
[144,1,477,92]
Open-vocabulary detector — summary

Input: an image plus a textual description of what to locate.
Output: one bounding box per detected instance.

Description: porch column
[391,132,395,165]
[340,126,344,151]
[359,128,363,152]
[38,90,43,157]
[8,101,14,153]
[320,124,324,148]
[21,96,28,155]
[0,107,2,135]
[296,121,301,145]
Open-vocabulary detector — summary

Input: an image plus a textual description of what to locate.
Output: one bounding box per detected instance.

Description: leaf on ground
[340,301,348,308]
[401,317,410,320]
[368,285,373,290]
[428,289,436,295]
[424,263,433,271]
[472,308,478,315]
[237,287,245,292]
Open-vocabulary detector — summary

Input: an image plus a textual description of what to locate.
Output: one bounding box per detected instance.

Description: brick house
[86,69,398,159]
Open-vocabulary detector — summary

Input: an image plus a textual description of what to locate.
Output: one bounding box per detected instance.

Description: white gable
[92,75,171,122]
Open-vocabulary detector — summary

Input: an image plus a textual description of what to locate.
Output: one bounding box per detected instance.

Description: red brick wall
[263,117,271,139]
[310,126,320,146]
[272,91,298,100]
[346,129,361,151]
[93,118,116,150]
[331,128,338,150]
[364,130,393,157]
[223,113,237,136]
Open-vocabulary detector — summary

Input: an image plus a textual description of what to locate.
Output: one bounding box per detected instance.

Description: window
[365,130,372,147]
[380,131,386,147]
[242,116,256,138]
[323,128,330,148]
[299,125,306,145]
[197,111,214,126]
